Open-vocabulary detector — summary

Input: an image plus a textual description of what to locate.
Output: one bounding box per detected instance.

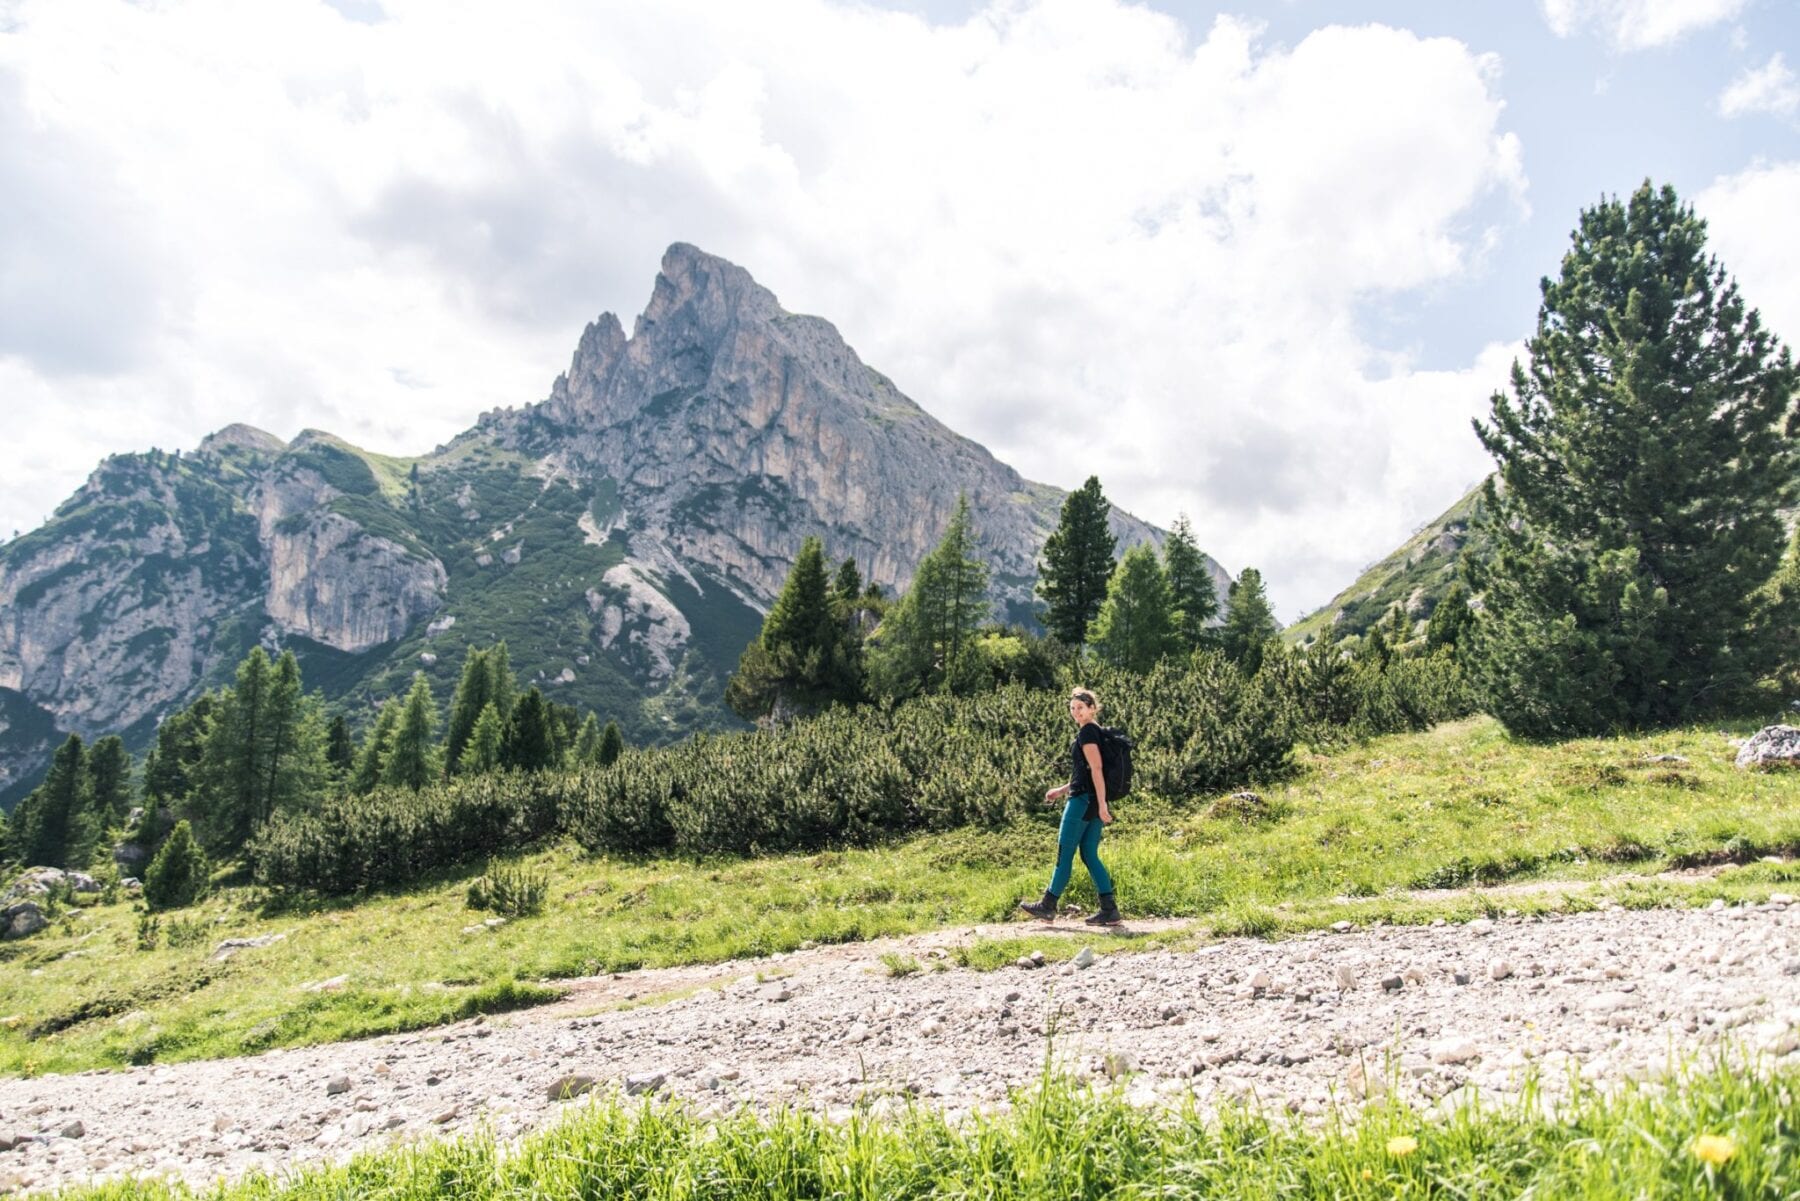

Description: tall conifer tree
[1220,568,1279,675]
[868,495,991,697]
[1467,182,1799,736]
[1037,476,1116,646]
[351,698,402,795]
[1162,515,1220,653]
[597,720,625,767]
[458,702,505,775]
[1089,543,1177,672]
[727,536,862,719]
[444,647,494,775]
[9,735,85,866]
[380,675,440,791]
[502,687,557,773]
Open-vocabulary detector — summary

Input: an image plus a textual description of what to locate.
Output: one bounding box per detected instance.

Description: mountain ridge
[0,244,1229,807]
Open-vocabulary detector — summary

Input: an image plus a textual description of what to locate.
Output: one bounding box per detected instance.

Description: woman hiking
[1019,687,1121,926]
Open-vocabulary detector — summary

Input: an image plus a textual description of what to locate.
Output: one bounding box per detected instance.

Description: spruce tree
[259,651,325,825]
[487,643,517,729]
[13,735,86,867]
[1089,543,1177,673]
[572,713,603,766]
[325,715,356,782]
[726,536,861,719]
[143,819,209,910]
[444,647,494,775]
[1467,182,1799,736]
[1425,583,1474,651]
[1037,476,1116,646]
[502,687,557,773]
[84,736,134,828]
[351,698,401,794]
[597,720,624,767]
[458,702,505,775]
[143,693,214,810]
[834,558,863,605]
[1220,568,1279,675]
[379,675,440,791]
[194,648,271,850]
[868,495,991,698]
[1163,514,1221,652]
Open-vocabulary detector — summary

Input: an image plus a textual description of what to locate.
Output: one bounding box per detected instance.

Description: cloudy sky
[2,0,1797,619]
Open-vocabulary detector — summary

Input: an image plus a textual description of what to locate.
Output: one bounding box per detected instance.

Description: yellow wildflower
[1360,1167,1374,1180]
[1386,1135,1418,1157]
[1692,1134,1737,1167]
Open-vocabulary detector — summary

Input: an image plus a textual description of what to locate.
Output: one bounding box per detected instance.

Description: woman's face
[1069,697,1094,724]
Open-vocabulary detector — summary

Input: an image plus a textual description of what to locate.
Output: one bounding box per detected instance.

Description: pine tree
[193,648,271,850]
[867,495,991,697]
[259,651,326,825]
[572,713,603,767]
[193,649,322,849]
[1467,182,1799,736]
[143,693,214,810]
[597,720,624,767]
[11,735,87,867]
[1090,543,1177,672]
[458,702,505,775]
[351,698,402,794]
[1163,514,1221,652]
[502,687,557,773]
[143,819,209,910]
[444,647,494,775]
[834,558,863,605]
[84,736,134,828]
[487,643,517,730]
[1220,568,1279,675]
[1037,476,1116,646]
[379,675,440,791]
[325,714,356,782]
[726,536,862,719]
[1425,583,1474,651]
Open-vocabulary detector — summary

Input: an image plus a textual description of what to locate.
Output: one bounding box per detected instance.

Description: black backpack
[1098,726,1134,802]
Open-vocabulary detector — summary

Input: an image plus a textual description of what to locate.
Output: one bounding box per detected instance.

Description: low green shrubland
[46,1060,1800,1200]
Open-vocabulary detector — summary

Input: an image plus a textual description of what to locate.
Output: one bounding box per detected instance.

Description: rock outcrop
[0,243,1231,799]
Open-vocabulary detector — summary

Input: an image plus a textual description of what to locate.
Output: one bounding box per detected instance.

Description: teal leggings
[1049,793,1113,897]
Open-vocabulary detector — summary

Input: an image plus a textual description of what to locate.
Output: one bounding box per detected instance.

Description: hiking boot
[1084,893,1122,926]
[1018,890,1059,921]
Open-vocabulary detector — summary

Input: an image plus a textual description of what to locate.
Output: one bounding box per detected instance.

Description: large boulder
[1,902,47,940]
[65,872,101,894]
[2,867,66,902]
[1736,725,1800,769]
[112,842,148,870]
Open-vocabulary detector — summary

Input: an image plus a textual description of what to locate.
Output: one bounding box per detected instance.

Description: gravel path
[4,900,1799,1195]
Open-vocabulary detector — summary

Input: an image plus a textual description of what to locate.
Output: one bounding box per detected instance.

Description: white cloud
[1719,53,1800,120]
[0,0,1526,616]
[1698,160,1800,353]
[1541,0,1746,50]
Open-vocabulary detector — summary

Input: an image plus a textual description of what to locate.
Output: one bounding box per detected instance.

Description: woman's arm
[1082,742,1109,822]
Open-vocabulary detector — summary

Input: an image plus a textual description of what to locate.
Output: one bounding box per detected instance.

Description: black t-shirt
[1069,723,1104,818]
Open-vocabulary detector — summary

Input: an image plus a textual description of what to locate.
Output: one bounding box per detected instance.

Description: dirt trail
[3,897,1798,1197]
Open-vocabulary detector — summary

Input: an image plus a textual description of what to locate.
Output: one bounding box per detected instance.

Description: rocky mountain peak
[196,424,288,457]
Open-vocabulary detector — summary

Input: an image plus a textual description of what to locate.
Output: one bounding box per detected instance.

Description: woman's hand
[1098,802,1113,825]
[1044,785,1064,805]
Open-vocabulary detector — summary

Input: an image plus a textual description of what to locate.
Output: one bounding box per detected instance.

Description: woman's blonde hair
[1069,687,1100,713]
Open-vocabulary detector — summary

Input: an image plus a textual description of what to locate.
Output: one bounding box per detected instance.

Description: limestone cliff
[0,243,1232,805]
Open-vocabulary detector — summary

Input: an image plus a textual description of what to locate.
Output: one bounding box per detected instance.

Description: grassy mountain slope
[7,714,1798,1076]
[1286,483,1491,646]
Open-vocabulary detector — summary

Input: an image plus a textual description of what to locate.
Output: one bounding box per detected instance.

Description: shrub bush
[252,649,1471,894]
[143,820,209,910]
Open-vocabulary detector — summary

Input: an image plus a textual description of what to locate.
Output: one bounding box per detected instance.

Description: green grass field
[47,1060,1800,1200]
[7,715,1800,1077]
